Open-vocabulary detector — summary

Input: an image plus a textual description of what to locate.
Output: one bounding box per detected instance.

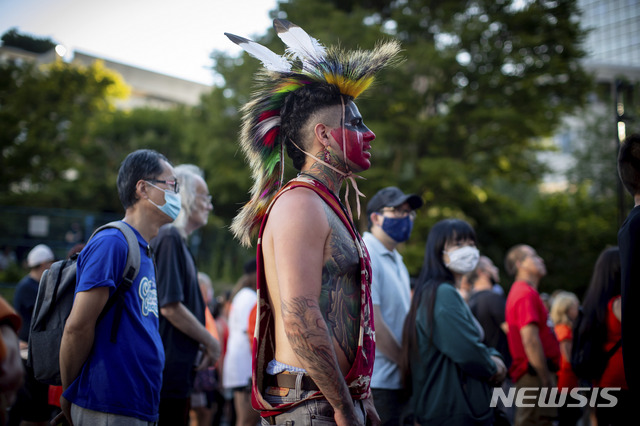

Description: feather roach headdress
[227,19,401,247]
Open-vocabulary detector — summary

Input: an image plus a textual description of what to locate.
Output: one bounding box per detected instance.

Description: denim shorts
[262,373,366,425]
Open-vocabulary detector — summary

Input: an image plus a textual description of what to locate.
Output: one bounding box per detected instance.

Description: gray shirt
[363,231,411,389]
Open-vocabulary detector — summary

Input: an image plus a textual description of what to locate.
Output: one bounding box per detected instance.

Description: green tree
[212,0,594,284]
[85,94,257,282]
[0,59,129,209]
[0,0,613,294]
[1,28,56,53]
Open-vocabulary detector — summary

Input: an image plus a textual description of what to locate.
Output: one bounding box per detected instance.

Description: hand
[489,356,507,386]
[334,407,364,426]
[50,396,73,426]
[363,395,381,426]
[197,338,221,371]
[540,371,556,389]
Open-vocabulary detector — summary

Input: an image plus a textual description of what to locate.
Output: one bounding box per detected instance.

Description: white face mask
[445,246,480,274]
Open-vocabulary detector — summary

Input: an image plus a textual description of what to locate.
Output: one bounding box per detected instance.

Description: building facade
[0,45,211,109]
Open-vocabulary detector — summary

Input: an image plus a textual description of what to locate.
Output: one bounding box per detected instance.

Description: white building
[0,45,211,109]
[541,0,640,192]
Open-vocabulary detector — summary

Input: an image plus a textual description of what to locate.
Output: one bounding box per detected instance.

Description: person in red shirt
[505,244,561,426]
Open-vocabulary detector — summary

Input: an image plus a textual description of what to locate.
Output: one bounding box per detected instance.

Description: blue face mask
[381,216,413,243]
[147,183,181,220]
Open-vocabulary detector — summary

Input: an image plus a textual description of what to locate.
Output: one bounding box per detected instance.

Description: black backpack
[27,221,140,386]
[570,307,622,382]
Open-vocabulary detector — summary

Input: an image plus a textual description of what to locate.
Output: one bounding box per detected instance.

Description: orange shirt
[554,323,579,389]
[247,303,257,347]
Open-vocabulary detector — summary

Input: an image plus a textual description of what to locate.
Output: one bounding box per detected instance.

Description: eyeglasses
[146,179,179,194]
[197,194,213,204]
[380,207,416,219]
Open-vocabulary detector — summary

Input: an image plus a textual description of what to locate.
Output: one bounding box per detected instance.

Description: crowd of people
[1,18,637,426]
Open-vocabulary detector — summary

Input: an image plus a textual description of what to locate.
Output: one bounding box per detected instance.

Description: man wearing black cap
[363,186,422,425]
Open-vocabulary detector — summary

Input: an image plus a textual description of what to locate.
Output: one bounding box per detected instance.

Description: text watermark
[490,387,621,408]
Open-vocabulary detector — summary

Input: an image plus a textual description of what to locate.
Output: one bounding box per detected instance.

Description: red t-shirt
[596,296,627,389]
[554,323,579,389]
[505,281,560,381]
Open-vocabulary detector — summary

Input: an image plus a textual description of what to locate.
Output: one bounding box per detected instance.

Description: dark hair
[579,246,621,345]
[231,268,257,300]
[618,133,640,196]
[280,82,351,170]
[117,149,169,209]
[243,258,257,274]
[400,218,477,392]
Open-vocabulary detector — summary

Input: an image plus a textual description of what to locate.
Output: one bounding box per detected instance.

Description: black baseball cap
[366,186,423,215]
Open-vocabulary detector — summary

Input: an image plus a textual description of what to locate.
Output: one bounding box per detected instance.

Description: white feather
[256,116,280,138]
[273,20,326,64]
[225,33,291,73]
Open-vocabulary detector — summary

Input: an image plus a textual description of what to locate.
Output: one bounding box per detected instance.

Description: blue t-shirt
[63,222,165,422]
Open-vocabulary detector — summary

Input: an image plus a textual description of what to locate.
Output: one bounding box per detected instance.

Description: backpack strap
[43,258,71,324]
[90,221,141,343]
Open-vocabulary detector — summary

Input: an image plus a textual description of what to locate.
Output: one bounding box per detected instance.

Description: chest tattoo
[319,203,361,363]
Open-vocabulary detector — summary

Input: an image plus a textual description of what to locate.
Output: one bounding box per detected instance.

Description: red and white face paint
[330,101,375,172]
[288,99,373,220]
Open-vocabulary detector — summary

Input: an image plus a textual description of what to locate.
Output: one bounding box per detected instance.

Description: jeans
[262,373,366,425]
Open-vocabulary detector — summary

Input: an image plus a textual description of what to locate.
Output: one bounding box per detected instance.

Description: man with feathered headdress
[226,19,400,425]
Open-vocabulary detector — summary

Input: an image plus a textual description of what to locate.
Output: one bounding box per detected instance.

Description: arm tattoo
[281,296,352,414]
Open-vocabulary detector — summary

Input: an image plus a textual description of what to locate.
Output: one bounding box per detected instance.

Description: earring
[323,147,331,163]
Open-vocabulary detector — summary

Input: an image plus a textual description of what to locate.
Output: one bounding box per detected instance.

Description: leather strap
[266,372,319,391]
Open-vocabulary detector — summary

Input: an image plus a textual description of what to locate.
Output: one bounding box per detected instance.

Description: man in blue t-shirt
[59,149,181,425]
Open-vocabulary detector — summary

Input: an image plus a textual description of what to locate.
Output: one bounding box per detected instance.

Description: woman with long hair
[401,218,507,425]
[578,246,627,425]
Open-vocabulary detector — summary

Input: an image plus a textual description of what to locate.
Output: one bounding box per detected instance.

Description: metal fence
[0,205,252,294]
[0,205,122,267]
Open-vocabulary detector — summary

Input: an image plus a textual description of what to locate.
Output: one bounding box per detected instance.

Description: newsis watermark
[490,387,621,408]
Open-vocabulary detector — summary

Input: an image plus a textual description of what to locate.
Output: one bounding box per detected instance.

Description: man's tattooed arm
[281,296,359,425]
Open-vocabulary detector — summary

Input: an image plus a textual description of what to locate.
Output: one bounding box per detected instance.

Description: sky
[0,0,280,86]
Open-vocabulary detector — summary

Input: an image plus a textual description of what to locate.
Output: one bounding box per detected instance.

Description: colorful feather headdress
[227,19,401,247]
